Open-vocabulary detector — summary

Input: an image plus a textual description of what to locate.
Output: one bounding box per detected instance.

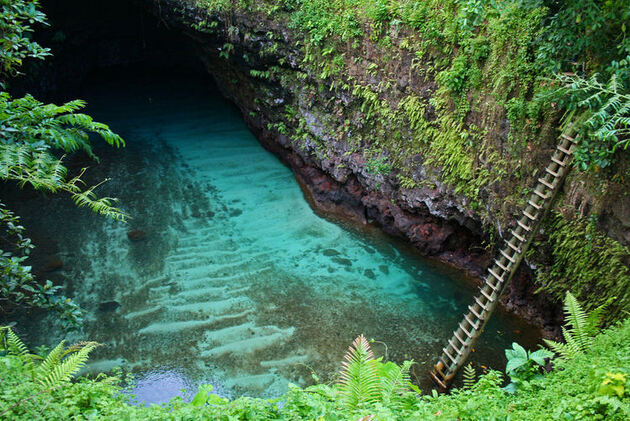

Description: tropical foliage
[0,326,99,388]
[0,0,125,328]
[544,291,609,360]
[1,319,629,420]
[503,342,553,392]
[338,334,418,410]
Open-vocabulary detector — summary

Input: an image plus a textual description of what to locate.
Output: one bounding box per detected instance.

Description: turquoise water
[11,69,539,404]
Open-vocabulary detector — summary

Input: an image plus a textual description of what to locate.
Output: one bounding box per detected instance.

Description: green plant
[544,291,608,360]
[338,334,418,411]
[0,0,126,328]
[552,73,630,172]
[462,363,476,390]
[599,372,628,399]
[0,0,50,86]
[0,326,99,387]
[533,212,630,324]
[503,342,554,392]
[364,156,392,176]
[0,94,126,220]
[1,319,630,419]
[190,384,229,406]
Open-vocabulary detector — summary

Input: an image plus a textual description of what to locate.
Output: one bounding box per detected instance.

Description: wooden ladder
[429,130,578,391]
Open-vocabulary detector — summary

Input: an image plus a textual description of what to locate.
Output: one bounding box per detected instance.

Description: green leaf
[191,384,214,406]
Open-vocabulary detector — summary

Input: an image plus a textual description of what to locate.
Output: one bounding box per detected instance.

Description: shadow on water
[2,64,542,404]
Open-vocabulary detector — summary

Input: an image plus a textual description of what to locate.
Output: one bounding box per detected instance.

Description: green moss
[531,212,630,324]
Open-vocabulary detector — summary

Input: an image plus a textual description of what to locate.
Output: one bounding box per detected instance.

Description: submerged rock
[127,230,147,242]
[322,248,339,256]
[98,301,120,312]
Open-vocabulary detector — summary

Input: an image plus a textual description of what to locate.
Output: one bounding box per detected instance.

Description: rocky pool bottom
[4,67,541,404]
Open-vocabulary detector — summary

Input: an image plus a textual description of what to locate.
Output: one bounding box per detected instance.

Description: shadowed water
[9,68,540,404]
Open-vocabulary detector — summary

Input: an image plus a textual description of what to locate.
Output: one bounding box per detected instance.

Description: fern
[544,291,605,360]
[2,326,30,357]
[463,363,476,390]
[41,341,98,387]
[563,291,592,351]
[0,327,98,388]
[0,93,127,221]
[380,360,413,405]
[552,73,630,171]
[35,340,66,380]
[338,336,417,412]
[338,335,381,409]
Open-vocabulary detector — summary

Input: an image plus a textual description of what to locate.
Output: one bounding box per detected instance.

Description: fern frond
[40,341,99,388]
[4,327,29,357]
[338,335,381,410]
[543,338,575,360]
[563,291,592,352]
[35,340,66,380]
[463,363,476,390]
[380,360,413,404]
[584,297,613,337]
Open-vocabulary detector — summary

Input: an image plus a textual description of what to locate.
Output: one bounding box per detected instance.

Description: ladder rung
[494,259,509,272]
[538,177,554,189]
[430,370,448,389]
[469,304,483,320]
[507,240,521,253]
[551,156,566,167]
[561,133,576,143]
[464,314,480,330]
[517,220,532,232]
[500,249,516,263]
[480,287,494,301]
[488,268,505,284]
[443,347,458,364]
[474,296,489,312]
[546,167,560,177]
[448,339,463,355]
[528,200,542,210]
[488,280,501,292]
[454,330,468,346]
[557,145,571,154]
[534,189,548,200]
[523,210,538,221]
[511,229,525,242]
[458,322,473,338]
